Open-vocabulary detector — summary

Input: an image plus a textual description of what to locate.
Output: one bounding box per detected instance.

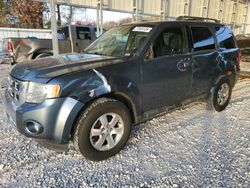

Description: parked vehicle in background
[2,16,240,161]
[0,40,12,64]
[236,34,250,62]
[3,24,98,64]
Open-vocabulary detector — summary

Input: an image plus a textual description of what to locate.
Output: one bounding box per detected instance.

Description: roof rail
[176,16,220,23]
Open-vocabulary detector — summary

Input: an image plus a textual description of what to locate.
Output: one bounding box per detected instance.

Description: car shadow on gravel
[196,111,234,186]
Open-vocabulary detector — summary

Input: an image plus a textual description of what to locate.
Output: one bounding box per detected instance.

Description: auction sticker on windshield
[132,27,152,33]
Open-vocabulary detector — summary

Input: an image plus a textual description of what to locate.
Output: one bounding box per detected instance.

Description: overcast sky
[77,8,132,23]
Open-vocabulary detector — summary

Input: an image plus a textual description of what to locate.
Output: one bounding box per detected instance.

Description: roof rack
[176,16,220,23]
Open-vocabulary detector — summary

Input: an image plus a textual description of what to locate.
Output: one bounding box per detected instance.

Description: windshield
[85,25,153,57]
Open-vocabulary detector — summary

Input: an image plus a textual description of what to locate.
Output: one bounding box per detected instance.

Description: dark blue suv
[3,16,240,161]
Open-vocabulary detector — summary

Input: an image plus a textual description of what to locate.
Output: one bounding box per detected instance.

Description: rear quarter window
[191,27,215,51]
[215,26,236,49]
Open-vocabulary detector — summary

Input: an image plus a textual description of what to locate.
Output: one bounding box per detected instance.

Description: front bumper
[2,89,84,150]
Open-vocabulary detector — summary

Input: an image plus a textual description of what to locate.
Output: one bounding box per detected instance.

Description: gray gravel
[0,64,249,187]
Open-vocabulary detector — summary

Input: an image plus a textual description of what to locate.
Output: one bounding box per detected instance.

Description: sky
[76,8,132,23]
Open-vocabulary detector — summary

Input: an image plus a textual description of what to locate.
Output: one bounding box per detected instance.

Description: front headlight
[26,82,61,103]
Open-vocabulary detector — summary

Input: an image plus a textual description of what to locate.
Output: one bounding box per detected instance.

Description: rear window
[76,27,91,40]
[191,27,215,51]
[215,26,236,49]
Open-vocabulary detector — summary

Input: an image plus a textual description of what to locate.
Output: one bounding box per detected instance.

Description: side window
[215,26,236,49]
[145,26,189,59]
[126,34,148,52]
[76,27,91,40]
[57,27,69,40]
[191,27,215,51]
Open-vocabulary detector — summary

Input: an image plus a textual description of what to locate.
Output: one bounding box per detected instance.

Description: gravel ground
[0,64,249,187]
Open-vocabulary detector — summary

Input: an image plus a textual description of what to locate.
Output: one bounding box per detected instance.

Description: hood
[10,53,123,83]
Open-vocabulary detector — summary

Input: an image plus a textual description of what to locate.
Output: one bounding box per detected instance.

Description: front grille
[8,79,20,101]
[7,76,27,104]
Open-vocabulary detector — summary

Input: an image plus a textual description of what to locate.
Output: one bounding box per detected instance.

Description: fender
[211,56,238,88]
[53,68,142,142]
[62,69,142,123]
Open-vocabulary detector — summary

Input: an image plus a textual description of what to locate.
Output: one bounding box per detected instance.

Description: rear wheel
[209,76,232,112]
[73,98,131,161]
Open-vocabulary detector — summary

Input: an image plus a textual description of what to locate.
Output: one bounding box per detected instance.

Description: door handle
[177,60,190,72]
[183,62,190,68]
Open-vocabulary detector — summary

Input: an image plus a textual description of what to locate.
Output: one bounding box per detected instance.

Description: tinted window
[76,27,91,40]
[146,26,189,59]
[191,27,215,51]
[215,26,236,49]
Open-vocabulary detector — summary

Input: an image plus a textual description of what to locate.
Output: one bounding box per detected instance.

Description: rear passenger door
[141,25,193,112]
[190,26,218,97]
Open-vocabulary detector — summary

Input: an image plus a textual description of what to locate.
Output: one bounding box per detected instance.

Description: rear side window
[76,27,91,40]
[191,27,215,51]
[215,26,236,49]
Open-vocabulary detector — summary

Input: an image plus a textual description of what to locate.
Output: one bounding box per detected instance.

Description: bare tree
[56,4,61,26]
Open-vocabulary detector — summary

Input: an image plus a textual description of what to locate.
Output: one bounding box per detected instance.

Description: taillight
[7,41,13,53]
[238,50,241,66]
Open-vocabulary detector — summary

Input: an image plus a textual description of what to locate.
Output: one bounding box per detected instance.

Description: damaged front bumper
[2,88,84,151]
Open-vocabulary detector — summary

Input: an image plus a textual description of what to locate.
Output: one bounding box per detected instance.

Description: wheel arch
[99,92,139,124]
[216,69,237,88]
[32,48,53,59]
[211,59,238,88]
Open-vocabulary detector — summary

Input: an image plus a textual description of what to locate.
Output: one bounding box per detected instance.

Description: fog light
[25,120,43,135]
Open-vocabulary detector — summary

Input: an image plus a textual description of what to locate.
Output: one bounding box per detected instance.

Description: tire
[35,53,52,59]
[73,98,131,161]
[208,76,232,112]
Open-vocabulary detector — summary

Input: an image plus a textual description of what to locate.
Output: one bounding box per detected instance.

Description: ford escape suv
[2,16,240,161]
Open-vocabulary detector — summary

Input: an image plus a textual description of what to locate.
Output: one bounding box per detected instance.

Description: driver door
[140,25,193,113]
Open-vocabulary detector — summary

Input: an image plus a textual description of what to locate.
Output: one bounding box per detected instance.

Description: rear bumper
[2,89,84,150]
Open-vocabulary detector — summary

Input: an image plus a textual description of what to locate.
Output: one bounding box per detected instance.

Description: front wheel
[73,98,131,161]
[209,76,232,112]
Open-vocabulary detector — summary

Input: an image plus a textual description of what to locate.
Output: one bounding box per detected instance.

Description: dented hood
[10,53,122,83]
